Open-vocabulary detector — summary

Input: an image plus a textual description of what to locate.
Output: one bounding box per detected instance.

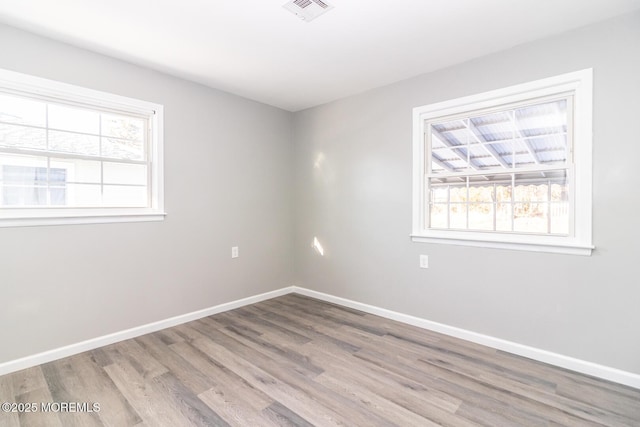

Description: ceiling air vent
[283,0,334,22]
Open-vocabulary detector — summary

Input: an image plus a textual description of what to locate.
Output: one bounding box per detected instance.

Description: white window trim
[0,68,166,227]
[411,69,593,255]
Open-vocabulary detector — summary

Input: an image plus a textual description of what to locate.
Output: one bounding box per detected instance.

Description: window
[0,68,164,227]
[2,165,67,206]
[412,70,593,255]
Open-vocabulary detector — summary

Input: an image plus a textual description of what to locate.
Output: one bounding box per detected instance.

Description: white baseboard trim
[2,284,639,390]
[0,286,294,377]
[292,286,640,390]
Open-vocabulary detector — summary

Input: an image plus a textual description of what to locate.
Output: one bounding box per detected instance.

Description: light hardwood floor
[1,294,639,426]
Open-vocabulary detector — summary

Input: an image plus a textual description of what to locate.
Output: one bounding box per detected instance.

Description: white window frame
[0,68,165,227]
[411,69,593,255]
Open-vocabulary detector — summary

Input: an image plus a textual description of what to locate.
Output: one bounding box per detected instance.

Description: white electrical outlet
[231,246,239,258]
[420,255,429,269]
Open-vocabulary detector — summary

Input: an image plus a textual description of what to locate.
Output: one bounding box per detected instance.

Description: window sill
[411,232,593,256]
[0,210,167,228]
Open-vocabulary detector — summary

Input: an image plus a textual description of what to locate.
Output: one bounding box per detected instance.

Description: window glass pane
[513,170,567,202]
[469,144,501,170]
[430,160,446,174]
[0,153,47,170]
[429,185,448,203]
[469,184,493,203]
[514,181,548,202]
[469,110,512,141]
[101,114,144,141]
[2,165,46,184]
[2,185,47,206]
[49,130,100,156]
[431,98,569,175]
[468,203,494,230]
[48,104,99,134]
[449,185,467,203]
[432,120,466,146]
[103,162,147,185]
[50,158,101,184]
[429,204,447,229]
[103,185,147,207]
[425,165,568,235]
[49,168,66,183]
[550,202,570,234]
[431,119,472,173]
[65,183,102,207]
[513,202,549,233]
[450,204,466,229]
[0,93,46,127]
[0,157,69,208]
[496,203,512,231]
[102,137,144,161]
[445,157,469,172]
[495,183,512,202]
[0,123,46,150]
[529,134,567,166]
[500,139,536,168]
[515,99,567,137]
[49,185,66,206]
[431,148,467,174]
[550,182,569,202]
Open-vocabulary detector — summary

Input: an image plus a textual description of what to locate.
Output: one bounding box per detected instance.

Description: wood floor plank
[196,330,396,427]
[224,310,312,345]
[102,350,193,427]
[298,337,472,426]
[261,401,314,427]
[1,294,639,426]
[103,340,167,380]
[314,371,443,427]
[135,334,214,395]
[8,367,47,398]
[261,310,361,354]
[555,376,640,421]
[68,352,141,427]
[354,347,570,426]
[217,323,325,377]
[394,342,628,426]
[190,337,353,426]
[387,338,632,426]
[41,359,103,427]
[169,341,275,412]
[198,386,280,427]
[15,387,62,427]
[190,320,323,380]
[0,374,22,427]
[379,332,557,391]
[171,323,213,343]
[267,297,388,336]
[151,372,229,427]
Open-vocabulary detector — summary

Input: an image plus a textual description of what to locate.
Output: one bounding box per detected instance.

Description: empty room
[1,0,639,425]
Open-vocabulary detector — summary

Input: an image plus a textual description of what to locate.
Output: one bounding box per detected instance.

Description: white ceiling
[0,1,639,112]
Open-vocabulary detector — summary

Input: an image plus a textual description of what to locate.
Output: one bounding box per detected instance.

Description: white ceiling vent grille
[283,0,334,22]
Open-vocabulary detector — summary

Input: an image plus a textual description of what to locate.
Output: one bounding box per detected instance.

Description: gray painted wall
[293,11,640,374]
[0,24,294,363]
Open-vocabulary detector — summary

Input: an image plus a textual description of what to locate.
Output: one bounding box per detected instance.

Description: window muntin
[0,68,164,227]
[412,70,593,255]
